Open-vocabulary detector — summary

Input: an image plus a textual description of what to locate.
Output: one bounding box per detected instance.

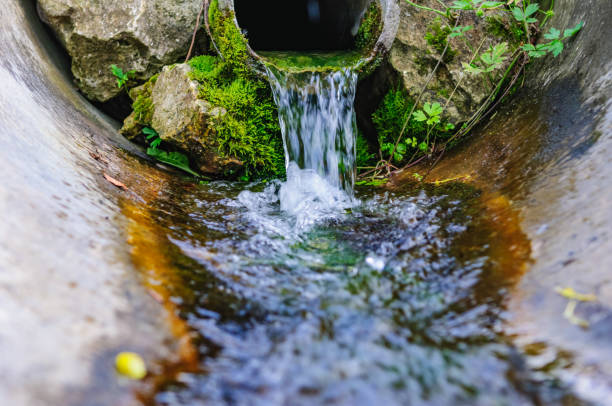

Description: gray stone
[37,0,206,102]
[390,0,514,123]
[150,64,239,176]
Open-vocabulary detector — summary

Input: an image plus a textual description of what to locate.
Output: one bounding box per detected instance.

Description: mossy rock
[389,0,515,123]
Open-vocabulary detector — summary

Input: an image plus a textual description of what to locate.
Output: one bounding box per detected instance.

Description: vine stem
[541,0,554,26]
[387,16,461,166]
[404,0,449,18]
[185,0,207,63]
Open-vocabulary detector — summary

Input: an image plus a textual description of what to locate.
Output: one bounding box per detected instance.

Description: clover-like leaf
[524,3,539,17]
[544,27,561,40]
[563,21,584,38]
[413,110,428,122]
[462,62,485,75]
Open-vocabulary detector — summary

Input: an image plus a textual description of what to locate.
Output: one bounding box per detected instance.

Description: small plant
[450,0,504,16]
[450,25,473,39]
[142,127,200,177]
[110,65,135,89]
[413,102,444,126]
[462,42,509,74]
[521,22,584,57]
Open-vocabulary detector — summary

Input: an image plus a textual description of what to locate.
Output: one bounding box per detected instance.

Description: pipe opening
[234,0,372,51]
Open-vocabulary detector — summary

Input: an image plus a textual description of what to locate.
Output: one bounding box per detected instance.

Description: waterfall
[265,66,359,193]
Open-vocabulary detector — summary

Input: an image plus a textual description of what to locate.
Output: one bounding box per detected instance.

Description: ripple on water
[125,175,581,406]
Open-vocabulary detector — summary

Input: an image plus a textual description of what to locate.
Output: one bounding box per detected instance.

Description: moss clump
[373,87,427,150]
[208,0,250,78]
[356,131,377,168]
[130,74,158,126]
[355,1,383,51]
[485,15,524,45]
[259,51,363,73]
[185,1,285,179]
[425,18,456,63]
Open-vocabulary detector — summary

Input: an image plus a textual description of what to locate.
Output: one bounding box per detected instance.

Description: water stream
[266,63,359,197]
[129,61,581,405]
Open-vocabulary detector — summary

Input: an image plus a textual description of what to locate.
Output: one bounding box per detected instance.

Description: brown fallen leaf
[147,289,164,304]
[103,173,127,190]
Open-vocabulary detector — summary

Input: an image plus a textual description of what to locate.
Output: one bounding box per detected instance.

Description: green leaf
[450,25,473,38]
[524,3,540,17]
[479,42,508,70]
[427,115,441,126]
[480,1,504,9]
[462,62,484,75]
[142,127,158,138]
[544,27,561,40]
[146,148,200,177]
[418,142,429,152]
[150,138,162,149]
[110,65,124,78]
[545,40,564,57]
[563,21,584,38]
[413,110,427,122]
[380,142,394,153]
[396,143,407,154]
[525,17,538,23]
[512,7,524,21]
[429,102,443,117]
[450,0,474,10]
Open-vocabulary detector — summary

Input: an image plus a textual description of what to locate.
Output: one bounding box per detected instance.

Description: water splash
[265,66,359,194]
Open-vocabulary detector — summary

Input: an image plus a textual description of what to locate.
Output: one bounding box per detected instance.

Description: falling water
[265,66,359,193]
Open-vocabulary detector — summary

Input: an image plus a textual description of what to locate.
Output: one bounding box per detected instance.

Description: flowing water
[128,61,584,405]
[266,65,358,193]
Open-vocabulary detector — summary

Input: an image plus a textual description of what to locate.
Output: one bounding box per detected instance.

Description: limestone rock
[390,0,515,123]
[148,64,239,176]
[37,0,206,102]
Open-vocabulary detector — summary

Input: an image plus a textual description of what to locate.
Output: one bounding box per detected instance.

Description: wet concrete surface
[0,1,186,405]
[392,0,612,401]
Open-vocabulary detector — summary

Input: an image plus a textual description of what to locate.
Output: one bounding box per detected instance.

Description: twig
[185,0,207,63]
[404,0,449,18]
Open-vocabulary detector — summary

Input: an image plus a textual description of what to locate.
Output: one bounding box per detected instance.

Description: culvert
[208,0,399,72]
[2,0,612,404]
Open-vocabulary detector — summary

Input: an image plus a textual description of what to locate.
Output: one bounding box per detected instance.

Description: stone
[37,0,206,102]
[389,0,515,123]
[148,64,240,176]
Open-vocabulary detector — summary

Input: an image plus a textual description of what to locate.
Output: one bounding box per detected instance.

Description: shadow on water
[120,174,589,405]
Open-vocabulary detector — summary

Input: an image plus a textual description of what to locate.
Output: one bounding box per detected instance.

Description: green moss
[208,0,251,78]
[259,51,363,73]
[425,18,456,63]
[485,15,524,45]
[355,1,383,51]
[187,4,285,179]
[356,131,377,168]
[130,74,158,126]
[373,87,427,149]
[372,87,454,164]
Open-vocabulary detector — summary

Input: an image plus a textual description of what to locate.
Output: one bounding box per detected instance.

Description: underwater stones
[149,64,236,176]
[37,0,206,102]
[390,0,514,123]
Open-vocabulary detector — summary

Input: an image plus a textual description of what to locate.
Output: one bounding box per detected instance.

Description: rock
[145,63,240,176]
[389,0,515,123]
[37,0,207,102]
